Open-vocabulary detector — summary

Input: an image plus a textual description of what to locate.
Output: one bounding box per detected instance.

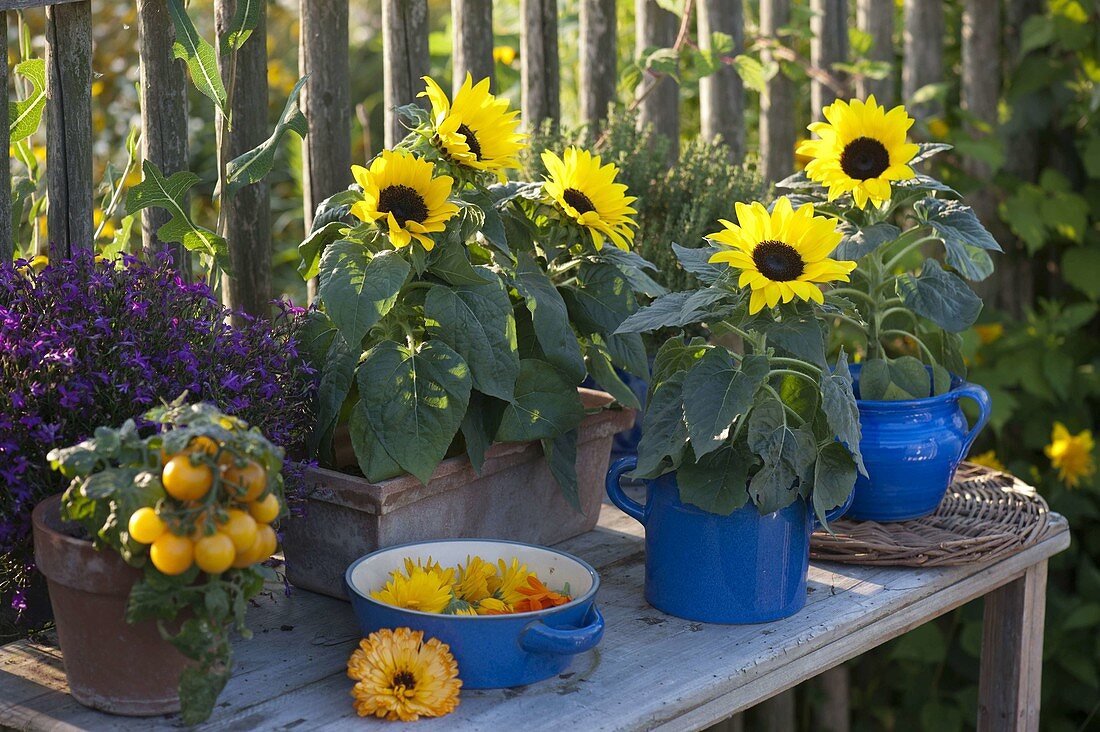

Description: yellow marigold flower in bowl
[707,196,857,314]
[347,628,461,721]
[420,74,526,180]
[1045,422,1096,489]
[493,557,535,606]
[350,149,459,252]
[542,147,638,251]
[797,95,920,208]
[454,554,496,604]
[371,565,454,614]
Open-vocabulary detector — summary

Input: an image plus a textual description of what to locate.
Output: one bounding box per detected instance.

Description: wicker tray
[810,463,1058,567]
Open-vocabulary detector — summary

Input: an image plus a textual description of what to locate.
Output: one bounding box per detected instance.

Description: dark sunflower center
[377,185,429,226]
[392,670,417,689]
[752,240,806,281]
[456,123,483,160]
[839,136,891,180]
[562,188,597,215]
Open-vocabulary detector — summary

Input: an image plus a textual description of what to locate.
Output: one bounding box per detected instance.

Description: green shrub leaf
[167,0,227,118]
[226,77,309,196]
[8,59,46,143]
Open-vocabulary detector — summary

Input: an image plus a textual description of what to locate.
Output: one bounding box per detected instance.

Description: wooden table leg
[977,561,1048,732]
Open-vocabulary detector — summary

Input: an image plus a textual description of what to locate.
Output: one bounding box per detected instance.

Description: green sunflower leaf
[682,350,770,457]
[510,253,587,383]
[615,288,727,334]
[819,348,866,475]
[677,442,756,516]
[834,221,901,260]
[318,244,410,348]
[897,258,983,332]
[811,441,857,529]
[672,243,726,284]
[746,400,817,514]
[561,261,637,335]
[584,337,642,410]
[632,372,689,479]
[496,359,585,442]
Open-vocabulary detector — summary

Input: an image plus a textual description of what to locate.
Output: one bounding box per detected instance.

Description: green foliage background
[5,0,1100,728]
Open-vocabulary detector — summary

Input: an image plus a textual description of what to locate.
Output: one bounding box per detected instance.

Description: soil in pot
[32,495,192,716]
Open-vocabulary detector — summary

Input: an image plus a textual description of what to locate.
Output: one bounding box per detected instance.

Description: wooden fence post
[579,0,616,125]
[0,10,11,261]
[635,0,680,161]
[452,0,494,92]
[902,0,943,117]
[810,0,848,119]
[44,0,93,255]
[856,0,894,103]
[760,0,794,183]
[520,0,559,130]
[215,0,272,319]
[300,0,352,301]
[961,0,1000,222]
[755,689,796,732]
[697,0,744,162]
[382,0,430,147]
[137,0,190,271]
[817,666,851,732]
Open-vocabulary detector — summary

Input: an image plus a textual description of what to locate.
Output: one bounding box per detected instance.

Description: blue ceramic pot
[848,364,992,522]
[606,458,852,624]
[345,539,604,689]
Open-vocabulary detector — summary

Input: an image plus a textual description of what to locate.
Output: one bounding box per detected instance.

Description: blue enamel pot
[606,458,853,624]
[848,364,992,522]
[345,539,603,689]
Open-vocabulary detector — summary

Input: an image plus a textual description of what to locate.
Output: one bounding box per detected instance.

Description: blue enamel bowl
[345,539,604,689]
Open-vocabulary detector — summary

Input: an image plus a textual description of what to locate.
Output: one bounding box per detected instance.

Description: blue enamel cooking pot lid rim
[345,537,601,621]
[848,363,968,411]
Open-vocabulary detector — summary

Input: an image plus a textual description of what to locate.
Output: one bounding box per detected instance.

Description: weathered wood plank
[382,0,429,147]
[697,0,744,162]
[760,0,794,183]
[856,0,894,103]
[44,0,93,256]
[977,562,1047,732]
[137,0,190,270]
[0,0,84,9]
[579,0,616,125]
[520,0,559,130]
[299,0,351,301]
[451,0,494,92]
[635,0,680,161]
[215,0,272,319]
[810,0,848,119]
[902,0,942,117]
[0,10,11,260]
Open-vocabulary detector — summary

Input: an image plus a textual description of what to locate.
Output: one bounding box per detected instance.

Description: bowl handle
[955,382,992,458]
[606,456,646,524]
[519,605,604,656]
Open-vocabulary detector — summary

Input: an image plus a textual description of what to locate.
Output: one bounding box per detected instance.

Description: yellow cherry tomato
[248,493,281,524]
[194,533,236,574]
[187,436,220,456]
[231,524,277,568]
[150,533,194,576]
[162,455,213,501]
[222,459,267,502]
[219,509,258,553]
[128,507,166,544]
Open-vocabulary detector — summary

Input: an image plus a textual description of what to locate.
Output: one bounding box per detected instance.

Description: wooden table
[0,504,1070,731]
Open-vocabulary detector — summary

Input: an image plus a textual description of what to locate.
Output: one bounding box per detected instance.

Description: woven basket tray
[810,463,1058,567]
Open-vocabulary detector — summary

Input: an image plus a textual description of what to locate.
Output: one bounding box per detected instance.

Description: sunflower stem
[828,288,877,307]
[769,368,819,387]
[762,383,804,425]
[882,328,936,362]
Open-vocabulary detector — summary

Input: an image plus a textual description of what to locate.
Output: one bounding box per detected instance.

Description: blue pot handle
[955,382,992,457]
[519,605,604,656]
[605,456,645,524]
[811,488,856,532]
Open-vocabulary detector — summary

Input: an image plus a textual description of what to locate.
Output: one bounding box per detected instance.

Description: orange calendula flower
[512,575,572,613]
[347,628,461,721]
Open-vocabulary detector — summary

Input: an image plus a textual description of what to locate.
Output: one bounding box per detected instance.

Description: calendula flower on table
[372,565,454,614]
[797,95,920,209]
[1045,422,1096,489]
[347,628,461,721]
[512,575,572,613]
[350,150,459,252]
[707,197,857,314]
[542,147,638,251]
[420,74,526,180]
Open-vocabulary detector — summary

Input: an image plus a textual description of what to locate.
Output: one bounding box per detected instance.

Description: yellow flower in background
[968,450,1005,472]
[350,150,459,251]
[974,323,1004,345]
[707,197,857,314]
[347,628,461,721]
[542,147,638,251]
[453,555,496,604]
[371,565,454,614]
[1045,422,1096,489]
[797,96,920,208]
[493,557,534,606]
[492,45,517,66]
[927,117,950,139]
[420,74,526,180]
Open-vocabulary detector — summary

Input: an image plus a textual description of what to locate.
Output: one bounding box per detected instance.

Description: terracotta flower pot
[282,388,635,599]
[32,495,191,716]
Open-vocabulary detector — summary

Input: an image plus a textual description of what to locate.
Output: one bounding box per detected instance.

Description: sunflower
[1045,422,1096,489]
[347,628,461,721]
[350,150,459,251]
[371,565,454,614]
[796,96,920,209]
[419,74,526,180]
[542,147,638,251]
[707,197,857,314]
